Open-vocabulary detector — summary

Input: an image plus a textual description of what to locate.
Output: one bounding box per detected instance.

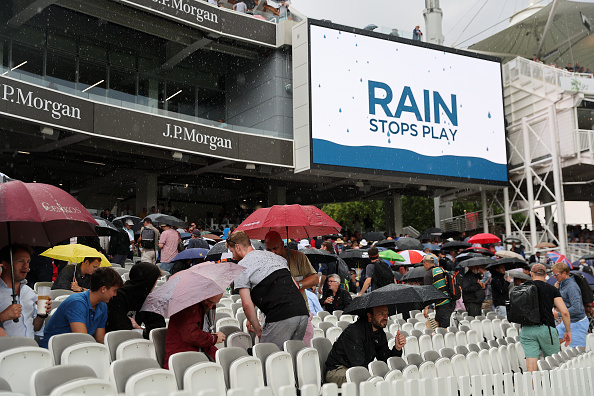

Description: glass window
[138,76,161,108]
[80,41,107,62]
[577,108,594,130]
[111,49,136,70]
[11,44,43,77]
[166,82,195,117]
[12,26,45,48]
[197,88,225,122]
[46,51,76,90]
[78,60,107,96]
[109,67,136,103]
[47,32,77,54]
[0,39,8,69]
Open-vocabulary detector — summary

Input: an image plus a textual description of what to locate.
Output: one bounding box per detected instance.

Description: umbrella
[580,253,594,261]
[547,251,573,269]
[114,215,142,232]
[344,284,448,316]
[455,252,486,262]
[362,232,385,242]
[375,239,396,249]
[441,241,471,251]
[458,256,494,268]
[504,237,521,243]
[40,244,111,267]
[144,214,186,229]
[397,250,425,265]
[495,250,524,259]
[301,248,337,263]
[206,239,264,262]
[486,257,527,271]
[423,243,440,251]
[339,249,369,260]
[462,247,495,256]
[401,266,427,282]
[535,242,556,249]
[441,230,461,240]
[92,215,119,237]
[422,227,443,236]
[379,250,405,262]
[234,204,341,240]
[202,234,223,243]
[573,271,594,285]
[140,261,245,318]
[171,248,210,263]
[467,233,501,245]
[180,232,191,240]
[394,237,423,251]
[508,271,532,281]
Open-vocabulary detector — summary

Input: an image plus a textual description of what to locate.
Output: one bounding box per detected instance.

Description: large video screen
[309,22,508,183]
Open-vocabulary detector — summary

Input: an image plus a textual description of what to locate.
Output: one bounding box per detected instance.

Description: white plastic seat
[183,362,226,395]
[264,352,295,396]
[312,328,324,339]
[109,357,160,394]
[339,315,354,323]
[405,353,423,367]
[455,331,467,345]
[488,347,503,374]
[310,338,332,376]
[434,357,454,378]
[466,351,483,376]
[103,330,144,362]
[450,354,469,377]
[316,311,330,320]
[444,332,456,349]
[439,347,456,359]
[498,345,512,374]
[227,332,253,351]
[478,349,493,375]
[49,378,116,396]
[0,347,53,396]
[506,327,519,338]
[216,317,241,331]
[219,298,234,308]
[418,334,432,354]
[115,339,157,361]
[422,350,441,363]
[61,343,111,380]
[345,366,370,385]
[0,336,38,354]
[215,347,249,389]
[414,322,426,331]
[229,356,265,396]
[296,348,321,394]
[31,364,96,396]
[506,343,521,373]
[368,360,389,378]
[323,316,338,325]
[311,316,322,328]
[124,368,177,396]
[48,333,95,365]
[149,327,167,368]
[168,351,210,390]
[481,320,494,341]
[466,329,479,344]
[432,333,445,351]
[404,336,419,355]
[384,369,403,382]
[402,364,419,380]
[469,320,483,341]
[402,323,414,334]
[326,327,342,344]
[418,361,437,379]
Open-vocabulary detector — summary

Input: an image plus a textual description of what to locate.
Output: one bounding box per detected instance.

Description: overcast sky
[290,0,593,48]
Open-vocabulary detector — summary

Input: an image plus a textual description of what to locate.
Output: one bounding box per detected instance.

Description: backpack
[446,270,463,301]
[111,229,131,255]
[507,281,541,326]
[371,260,396,290]
[572,273,594,307]
[140,227,156,249]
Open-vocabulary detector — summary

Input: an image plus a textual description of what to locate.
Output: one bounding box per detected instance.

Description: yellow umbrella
[41,244,111,267]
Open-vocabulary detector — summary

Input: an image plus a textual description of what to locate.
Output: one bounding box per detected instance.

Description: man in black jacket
[462,266,486,317]
[491,264,510,317]
[325,305,406,386]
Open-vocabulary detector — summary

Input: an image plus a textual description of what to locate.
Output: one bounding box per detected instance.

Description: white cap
[360,239,368,247]
[125,219,134,226]
[298,239,311,249]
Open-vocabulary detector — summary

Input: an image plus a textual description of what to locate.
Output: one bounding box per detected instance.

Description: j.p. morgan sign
[119,0,277,47]
[0,75,292,167]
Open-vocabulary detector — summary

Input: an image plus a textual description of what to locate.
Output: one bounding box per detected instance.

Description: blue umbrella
[546,270,594,285]
[180,232,191,240]
[423,243,440,251]
[171,248,209,262]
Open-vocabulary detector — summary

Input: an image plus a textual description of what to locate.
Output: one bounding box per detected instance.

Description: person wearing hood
[462,266,486,317]
[105,261,165,338]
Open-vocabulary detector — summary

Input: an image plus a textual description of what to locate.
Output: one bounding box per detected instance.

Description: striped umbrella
[397,250,426,265]
[547,251,573,269]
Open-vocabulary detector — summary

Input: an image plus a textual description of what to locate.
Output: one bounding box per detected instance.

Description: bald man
[265,231,318,345]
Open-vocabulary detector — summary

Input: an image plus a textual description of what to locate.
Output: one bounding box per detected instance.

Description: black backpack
[507,281,541,326]
[572,273,594,307]
[446,270,462,301]
[140,228,156,249]
[371,260,396,290]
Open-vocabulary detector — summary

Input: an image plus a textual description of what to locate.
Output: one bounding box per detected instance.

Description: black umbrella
[375,239,397,249]
[507,271,532,281]
[363,232,385,242]
[504,237,521,243]
[401,266,427,282]
[339,249,369,260]
[580,253,594,261]
[441,230,462,240]
[394,237,423,251]
[441,241,471,251]
[344,284,448,316]
[301,248,337,263]
[92,215,119,237]
[486,257,527,271]
[114,215,143,232]
[394,272,403,281]
[205,239,264,261]
[462,247,494,256]
[457,256,494,268]
[420,228,443,240]
[455,252,485,262]
[145,213,186,229]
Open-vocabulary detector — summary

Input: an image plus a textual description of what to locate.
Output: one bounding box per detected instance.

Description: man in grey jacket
[552,263,588,347]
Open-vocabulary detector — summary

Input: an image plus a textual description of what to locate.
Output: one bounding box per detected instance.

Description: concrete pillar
[481,189,489,232]
[590,201,594,225]
[136,174,158,215]
[267,186,286,205]
[385,194,403,237]
[434,196,453,229]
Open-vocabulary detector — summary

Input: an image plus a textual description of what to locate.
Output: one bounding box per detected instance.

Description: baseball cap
[192,229,201,236]
[125,219,134,226]
[423,254,435,263]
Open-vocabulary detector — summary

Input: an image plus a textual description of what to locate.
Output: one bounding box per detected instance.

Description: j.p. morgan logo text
[152,0,218,23]
[163,123,232,151]
[1,83,81,120]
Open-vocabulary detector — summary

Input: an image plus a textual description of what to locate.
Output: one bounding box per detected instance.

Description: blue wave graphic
[312,139,508,182]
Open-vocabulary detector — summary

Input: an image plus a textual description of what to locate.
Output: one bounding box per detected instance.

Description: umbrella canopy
[486,257,527,271]
[441,230,462,240]
[344,284,448,316]
[180,232,191,240]
[397,250,425,265]
[0,181,97,248]
[114,215,142,232]
[144,214,186,229]
[202,234,223,243]
[41,244,111,266]
[301,248,337,263]
[394,237,423,251]
[462,247,495,256]
[547,251,574,269]
[171,248,210,263]
[504,237,521,243]
[455,252,486,263]
[495,250,524,260]
[375,239,396,249]
[441,241,471,251]
[580,253,594,261]
[423,243,440,251]
[378,250,405,262]
[339,249,369,260]
[458,256,494,268]
[507,271,532,281]
[362,232,385,242]
[422,227,443,236]
[467,233,501,245]
[401,266,427,282]
[535,242,556,249]
[92,215,119,237]
[140,261,245,317]
[206,239,263,261]
[543,270,592,286]
[234,204,341,240]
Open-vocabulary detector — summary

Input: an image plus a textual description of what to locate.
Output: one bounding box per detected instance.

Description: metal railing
[575,129,594,160]
[503,57,593,87]
[567,242,594,262]
[440,211,492,232]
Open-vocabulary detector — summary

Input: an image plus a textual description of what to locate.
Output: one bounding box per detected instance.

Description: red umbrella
[234,204,341,240]
[467,233,501,245]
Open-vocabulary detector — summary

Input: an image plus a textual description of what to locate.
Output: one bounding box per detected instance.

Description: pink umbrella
[140,261,245,318]
[467,233,501,245]
[397,250,426,265]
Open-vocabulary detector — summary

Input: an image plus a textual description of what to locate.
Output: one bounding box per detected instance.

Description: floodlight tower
[423,0,444,45]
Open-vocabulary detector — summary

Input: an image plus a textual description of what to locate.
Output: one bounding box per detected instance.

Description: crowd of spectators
[532,56,593,74]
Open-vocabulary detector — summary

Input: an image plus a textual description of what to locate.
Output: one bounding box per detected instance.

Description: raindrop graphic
[324,35,326,38]
[488,112,491,118]
[318,84,321,88]
[339,31,341,34]
[387,131,391,139]
[388,139,391,143]
[486,147,489,151]
[360,78,362,82]
[339,108,342,113]
[347,129,349,133]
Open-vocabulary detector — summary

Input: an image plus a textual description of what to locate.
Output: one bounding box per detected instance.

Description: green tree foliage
[401,196,434,232]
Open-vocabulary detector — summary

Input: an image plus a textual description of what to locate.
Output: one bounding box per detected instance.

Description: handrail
[503,56,593,87]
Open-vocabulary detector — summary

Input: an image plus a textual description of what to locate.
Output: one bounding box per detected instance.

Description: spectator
[491,264,510,317]
[52,257,101,292]
[357,247,395,296]
[233,0,247,13]
[528,251,541,264]
[39,267,123,348]
[187,229,210,249]
[103,209,115,222]
[325,305,406,386]
[389,28,400,37]
[318,241,338,293]
[109,221,132,267]
[552,263,588,347]
[462,265,486,317]
[481,267,493,311]
[305,289,323,315]
[320,274,352,312]
[494,241,504,252]
[423,255,454,327]
[521,264,571,372]
[158,223,179,273]
[123,219,135,259]
[347,271,359,293]
[137,218,160,265]
[279,0,290,18]
[0,244,51,337]
[413,25,423,41]
[229,231,309,350]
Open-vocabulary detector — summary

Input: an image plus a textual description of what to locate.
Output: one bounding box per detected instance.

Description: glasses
[552,272,560,277]
[327,280,338,283]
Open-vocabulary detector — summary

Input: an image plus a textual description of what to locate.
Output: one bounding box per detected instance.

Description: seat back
[507,343,521,373]
[310,338,332,374]
[215,346,249,389]
[48,378,117,396]
[450,354,469,377]
[404,336,419,355]
[0,336,38,353]
[104,330,143,362]
[402,364,419,380]
[168,351,209,390]
[466,351,482,376]
[481,319,494,341]
[345,366,370,385]
[265,352,295,394]
[418,335,432,354]
[434,357,454,378]
[387,356,407,371]
[48,333,95,365]
[61,343,111,380]
[216,317,240,331]
[455,331,467,345]
[466,329,479,344]
[488,339,499,348]
[326,327,342,343]
[498,345,512,373]
[470,320,483,340]
[227,332,253,351]
[478,349,493,375]
[384,369,403,382]
[295,347,321,393]
[336,321,350,331]
[149,327,167,367]
[538,360,552,371]
[402,323,414,333]
[183,362,226,395]
[422,350,440,363]
[109,357,160,393]
[317,322,333,335]
[431,333,445,351]
[31,364,96,396]
[316,311,330,320]
[124,368,177,396]
[418,361,437,379]
[479,341,490,350]
[229,356,265,396]
[444,332,456,349]
[323,316,338,325]
[410,329,423,338]
[368,360,389,378]
[0,347,53,395]
[115,339,156,361]
[454,345,469,356]
[467,343,480,353]
[488,347,503,374]
[339,314,354,323]
[49,289,74,300]
[405,353,423,367]
[439,347,456,359]
[545,355,559,368]
[252,343,281,383]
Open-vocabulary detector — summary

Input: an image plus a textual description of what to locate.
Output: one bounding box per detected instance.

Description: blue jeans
[495,305,507,317]
[158,262,174,273]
